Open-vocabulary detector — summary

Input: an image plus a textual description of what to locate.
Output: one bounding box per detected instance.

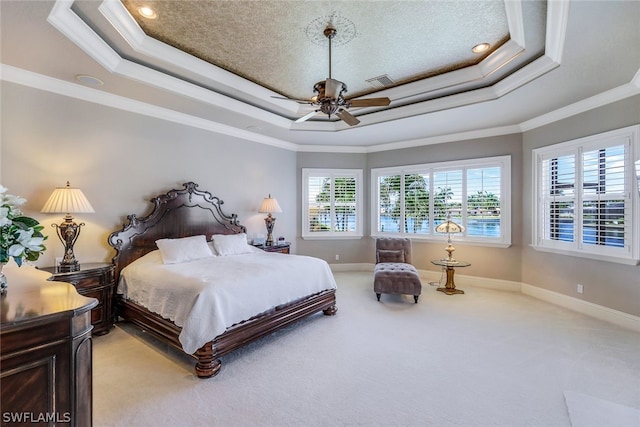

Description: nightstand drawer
[70,276,105,289]
[40,263,115,335]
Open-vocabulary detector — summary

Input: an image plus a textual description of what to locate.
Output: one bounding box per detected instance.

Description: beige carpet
[93,271,640,426]
[564,391,640,427]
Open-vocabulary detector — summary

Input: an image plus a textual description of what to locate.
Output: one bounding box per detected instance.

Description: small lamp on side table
[41,181,94,272]
[258,194,282,246]
[435,212,465,263]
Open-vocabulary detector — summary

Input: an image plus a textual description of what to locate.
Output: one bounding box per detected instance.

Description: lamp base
[57,262,80,273]
[264,214,276,246]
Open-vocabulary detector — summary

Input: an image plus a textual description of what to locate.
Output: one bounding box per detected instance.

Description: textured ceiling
[1,1,639,150]
[120,0,510,100]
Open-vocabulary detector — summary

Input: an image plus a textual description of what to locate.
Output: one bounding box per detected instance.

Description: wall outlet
[577,284,584,294]
[55,257,63,265]
[335,254,340,261]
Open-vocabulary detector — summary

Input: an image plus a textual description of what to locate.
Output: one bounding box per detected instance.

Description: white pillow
[211,233,253,256]
[155,235,213,264]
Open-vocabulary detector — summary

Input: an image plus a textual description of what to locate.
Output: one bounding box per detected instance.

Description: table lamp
[258,194,282,246]
[435,212,465,263]
[41,181,94,272]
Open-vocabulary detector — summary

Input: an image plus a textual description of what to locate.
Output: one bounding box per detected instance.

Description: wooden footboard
[115,289,337,378]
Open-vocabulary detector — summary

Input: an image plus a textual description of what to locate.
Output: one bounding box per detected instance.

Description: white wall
[2,80,638,317]
[1,81,297,267]
[522,96,640,316]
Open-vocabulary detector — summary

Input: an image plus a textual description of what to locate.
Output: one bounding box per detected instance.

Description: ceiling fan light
[325,78,345,100]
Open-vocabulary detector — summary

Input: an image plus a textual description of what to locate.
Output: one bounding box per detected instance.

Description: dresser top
[0,265,97,326]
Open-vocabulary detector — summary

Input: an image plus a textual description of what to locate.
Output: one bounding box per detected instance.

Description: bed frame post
[323,304,338,316]
[195,342,221,379]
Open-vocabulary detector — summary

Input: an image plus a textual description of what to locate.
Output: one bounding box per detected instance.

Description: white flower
[0,207,11,226]
[3,194,26,208]
[8,229,45,258]
[0,186,47,264]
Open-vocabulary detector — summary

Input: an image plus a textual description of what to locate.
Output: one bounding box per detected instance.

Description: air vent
[366,74,394,89]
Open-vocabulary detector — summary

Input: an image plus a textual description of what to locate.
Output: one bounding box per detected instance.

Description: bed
[108,182,337,378]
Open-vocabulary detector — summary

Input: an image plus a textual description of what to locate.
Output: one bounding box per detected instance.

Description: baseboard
[522,283,640,332]
[329,264,639,331]
[329,263,373,272]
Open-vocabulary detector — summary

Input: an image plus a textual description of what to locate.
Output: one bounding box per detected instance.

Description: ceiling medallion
[305,14,357,47]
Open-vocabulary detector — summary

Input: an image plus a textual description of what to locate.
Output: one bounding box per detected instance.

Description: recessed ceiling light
[472,43,491,54]
[75,74,104,86]
[137,6,157,19]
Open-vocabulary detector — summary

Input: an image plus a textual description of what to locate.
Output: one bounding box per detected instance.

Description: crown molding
[47,0,561,132]
[3,62,639,154]
[519,81,640,132]
[0,64,298,152]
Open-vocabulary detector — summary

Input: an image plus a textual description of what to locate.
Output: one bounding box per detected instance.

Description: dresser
[39,263,115,335]
[0,265,97,426]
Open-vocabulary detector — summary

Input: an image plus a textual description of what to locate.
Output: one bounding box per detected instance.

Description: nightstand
[254,243,290,254]
[40,262,115,335]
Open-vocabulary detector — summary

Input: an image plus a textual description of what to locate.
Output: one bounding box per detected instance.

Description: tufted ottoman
[374,262,422,303]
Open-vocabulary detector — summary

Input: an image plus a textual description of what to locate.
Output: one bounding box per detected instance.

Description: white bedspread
[118,247,337,354]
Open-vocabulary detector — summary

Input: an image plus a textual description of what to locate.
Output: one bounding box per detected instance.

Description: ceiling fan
[276,24,391,126]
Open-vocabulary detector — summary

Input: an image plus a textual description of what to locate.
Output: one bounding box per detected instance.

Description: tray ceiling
[1,1,639,151]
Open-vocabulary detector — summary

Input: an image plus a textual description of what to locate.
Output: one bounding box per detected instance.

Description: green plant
[0,186,47,266]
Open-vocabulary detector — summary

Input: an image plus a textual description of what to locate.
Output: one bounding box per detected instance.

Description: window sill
[530,244,640,266]
[370,233,511,248]
[302,235,364,241]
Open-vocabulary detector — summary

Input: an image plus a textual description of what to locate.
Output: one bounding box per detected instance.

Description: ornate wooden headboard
[108,182,246,281]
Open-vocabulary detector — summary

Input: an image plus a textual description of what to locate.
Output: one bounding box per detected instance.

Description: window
[371,156,511,247]
[532,125,640,264]
[302,169,363,239]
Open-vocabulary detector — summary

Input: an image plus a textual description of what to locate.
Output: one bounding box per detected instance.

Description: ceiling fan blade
[271,96,313,105]
[336,109,360,126]
[348,97,391,107]
[325,78,345,99]
[295,110,320,123]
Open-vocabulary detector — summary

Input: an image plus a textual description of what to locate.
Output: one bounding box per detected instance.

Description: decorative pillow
[211,233,253,256]
[377,249,405,263]
[155,235,213,264]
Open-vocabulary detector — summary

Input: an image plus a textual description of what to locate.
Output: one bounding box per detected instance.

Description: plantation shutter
[403,173,430,234]
[307,175,330,233]
[541,153,576,243]
[302,169,363,239]
[466,167,501,237]
[581,145,626,248]
[433,169,463,227]
[377,174,401,233]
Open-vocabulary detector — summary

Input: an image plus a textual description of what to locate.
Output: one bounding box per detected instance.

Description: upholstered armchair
[373,237,422,303]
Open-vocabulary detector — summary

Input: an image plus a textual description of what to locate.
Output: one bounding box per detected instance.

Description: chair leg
[414,295,419,303]
[376,293,381,301]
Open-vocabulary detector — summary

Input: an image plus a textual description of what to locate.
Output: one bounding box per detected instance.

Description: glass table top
[431,259,471,268]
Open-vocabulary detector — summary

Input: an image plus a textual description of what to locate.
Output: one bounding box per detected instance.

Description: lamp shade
[41,181,94,214]
[258,194,282,214]
[435,219,465,234]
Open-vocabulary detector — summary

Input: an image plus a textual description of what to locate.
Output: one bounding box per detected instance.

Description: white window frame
[302,168,363,240]
[371,155,511,247]
[532,125,640,265]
